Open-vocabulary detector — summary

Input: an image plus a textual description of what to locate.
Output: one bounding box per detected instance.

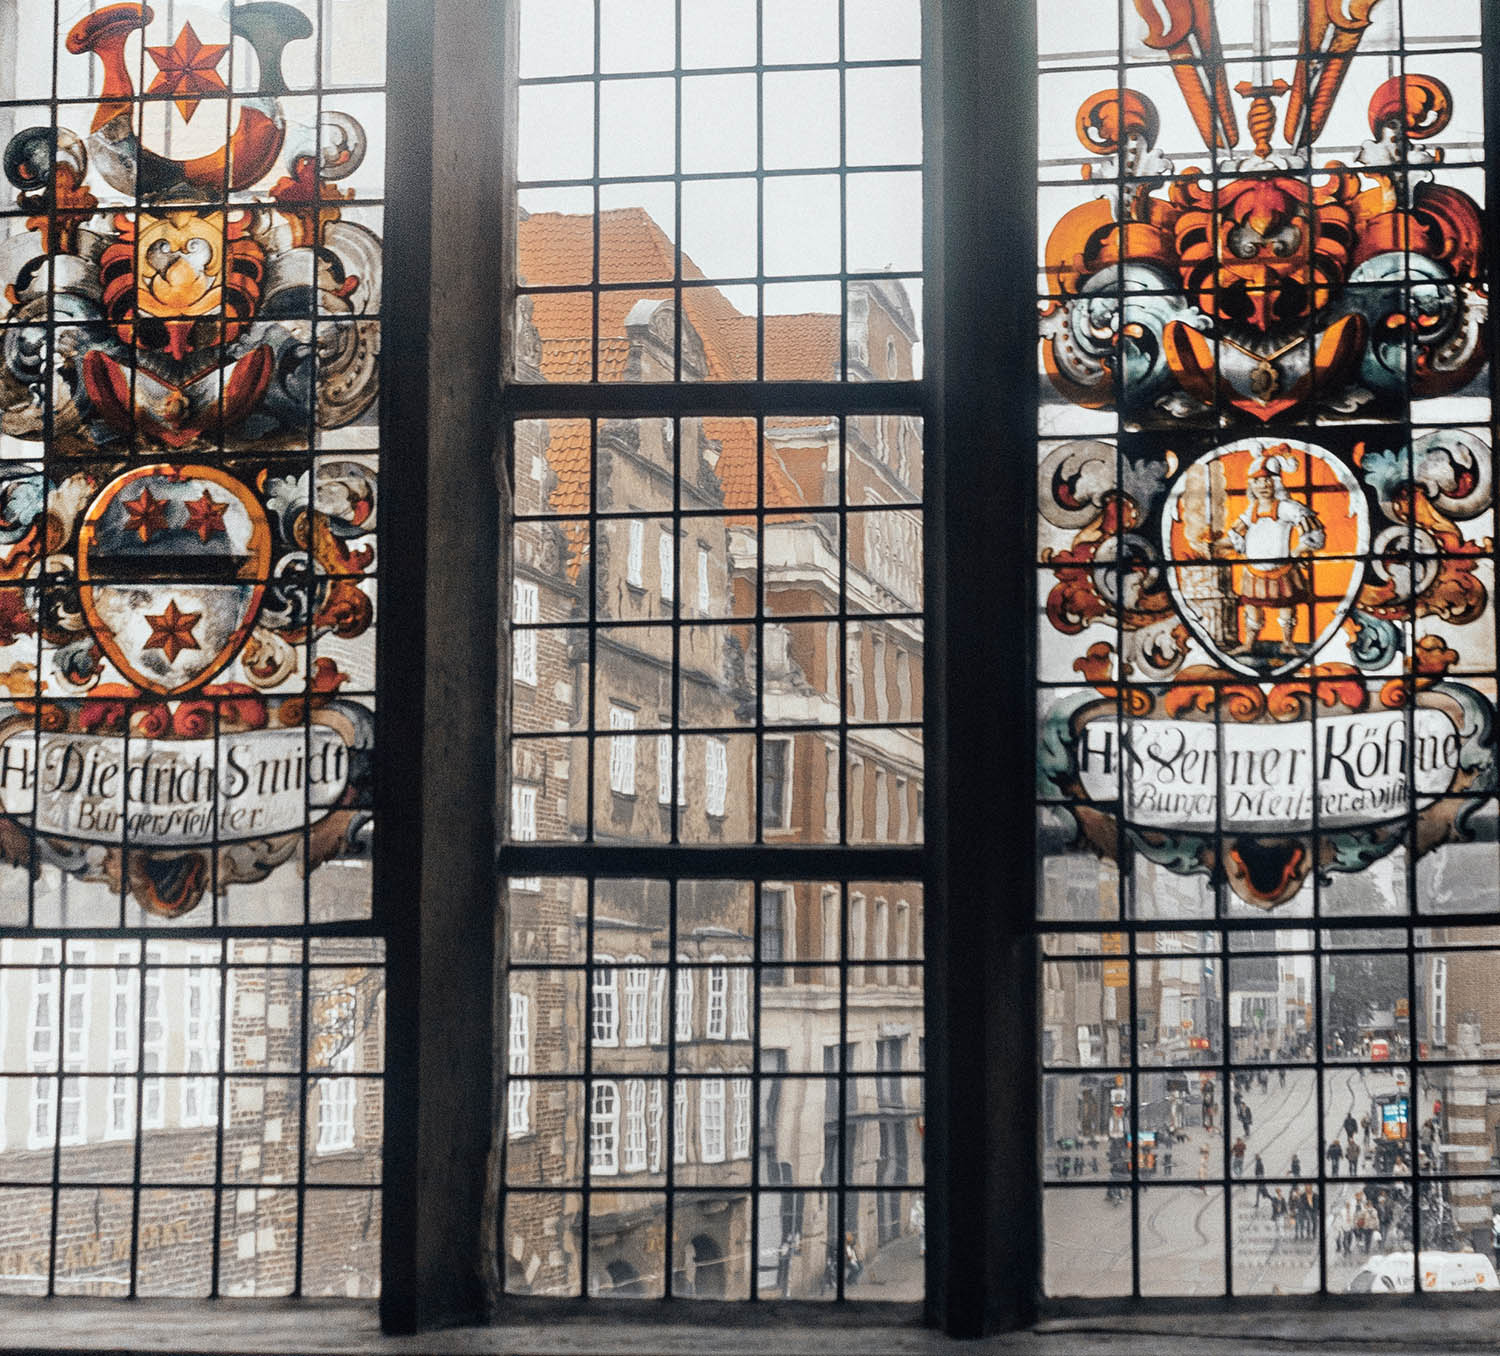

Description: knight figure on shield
[1203,447,1326,656]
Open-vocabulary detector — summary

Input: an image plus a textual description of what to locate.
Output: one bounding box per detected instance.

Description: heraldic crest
[0,3,379,918]
[1038,0,1497,911]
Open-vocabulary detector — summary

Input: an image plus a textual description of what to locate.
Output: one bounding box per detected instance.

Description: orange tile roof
[517,207,845,383]
[764,313,841,382]
[519,207,838,528]
[705,418,808,522]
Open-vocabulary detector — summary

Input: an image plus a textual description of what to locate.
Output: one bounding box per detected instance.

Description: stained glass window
[0,1,385,1298]
[1037,0,1498,1297]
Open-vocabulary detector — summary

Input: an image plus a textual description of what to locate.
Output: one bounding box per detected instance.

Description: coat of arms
[1164,440,1369,680]
[0,3,380,918]
[1037,0,1497,912]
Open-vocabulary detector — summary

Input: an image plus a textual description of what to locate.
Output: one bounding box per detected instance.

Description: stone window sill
[6,1301,1500,1354]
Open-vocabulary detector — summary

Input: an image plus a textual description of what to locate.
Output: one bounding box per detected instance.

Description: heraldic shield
[1163,439,1371,680]
[78,465,272,695]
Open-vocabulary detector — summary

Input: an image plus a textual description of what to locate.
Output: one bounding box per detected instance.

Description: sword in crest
[1283,0,1384,149]
[1132,0,1240,152]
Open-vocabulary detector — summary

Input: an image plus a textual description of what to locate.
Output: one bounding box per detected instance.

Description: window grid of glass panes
[0,0,388,1298]
[503,0,927,1304]
[503,877,924,1300]
[514,0,923,386]
[1035,0,1498,1297]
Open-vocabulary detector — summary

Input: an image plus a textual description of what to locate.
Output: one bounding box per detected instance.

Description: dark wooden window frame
[375,0,1040,1337]
[13,0,1495,1344]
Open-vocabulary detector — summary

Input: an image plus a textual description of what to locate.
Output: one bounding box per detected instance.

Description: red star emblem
[143,600,202,663]
[122,488,169,543]
[183,490,229,543]
[146,22,229,123]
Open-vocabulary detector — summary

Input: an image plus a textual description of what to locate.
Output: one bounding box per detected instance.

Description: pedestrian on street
[1337,1198,1355,1254]
[1344,1112,1358,1141]
[1272,1189,1286,1233]
[1241,1103,1253,1136]
[1253,1155,1272,1209]
[1278,1067,1286,1090]
[1258,1069,1269,1093]
[1327,1138,1343,1176]
[843,1232,864,1286]
[1376,1190,1394,1239]
[1290,1152,1301,1179]
[1347,1138,1360,1176]
[1362,1113,1372,1147]
[1232,1137,1246,1176]
[1198,1143,1211,1191]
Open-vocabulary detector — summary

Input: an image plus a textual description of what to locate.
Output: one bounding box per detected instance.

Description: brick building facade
[503,207,924,1299]
[0,937,383,1297]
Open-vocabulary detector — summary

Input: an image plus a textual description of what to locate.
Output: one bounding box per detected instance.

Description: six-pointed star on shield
[78,465,272,695]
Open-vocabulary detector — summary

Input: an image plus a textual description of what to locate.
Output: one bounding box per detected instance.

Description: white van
[1346,1251,1500,1293]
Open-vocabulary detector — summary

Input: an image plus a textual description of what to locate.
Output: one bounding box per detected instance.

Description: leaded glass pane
[1038,0,1496,1297]
[0,2,385,1298]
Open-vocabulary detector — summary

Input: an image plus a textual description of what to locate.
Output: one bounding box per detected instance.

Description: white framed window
[822,887,841,961]
[762,735,792,830]
[886,335,899,378]
[824,743,839,842]
[609,704,637,795]
[760,886,791,966]
[730,969,750,1040]
[107,952,136,1140]
[508,992,532,1136]
[590,1080,620,1175]
[181,959,220,1128]
[731,1076,752,1159]
[591,957,619,1047]
[512,578,539,685]
[627,518,645,587]
[850,757,865,838]
[509,784,540,892]
[623,959,650,1047]
[896,776,909,841]
[657,734,686,807]
[658,529,674,603]
[895,647,913,719]
[27,948,58,1151]
[847,625,865,719]
[1430,957,1448,1047]
[316,1042,357,1155]
[674,967,694,1042]
[850,894,867,971]
[673,1078,687,1164]
[648,1081,665,1172]
[873,633,888,720]
[706,961,728,1040]
[648,968,666,1045]
[699,1077,726,1163]
[142,956,165,1130]
[696,544,711,615]
[623,1079,648,1173]
[60,946,91,1147]
[874,767,890,839]
[705,737,728,817]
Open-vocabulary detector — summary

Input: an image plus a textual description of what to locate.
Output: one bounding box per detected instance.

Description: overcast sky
[517,0,922,317]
